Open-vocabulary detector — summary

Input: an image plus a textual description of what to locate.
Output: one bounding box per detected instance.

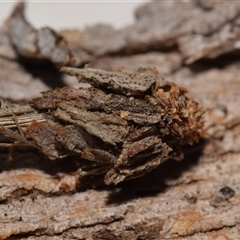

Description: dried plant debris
[83,0,239,62]
[78,1,240,60]
[5,2,75,66]
[0,103,44,147]
[60,2,200,55]
[169,62,240,158]
[4,1,240,70]
[0,67,204,185]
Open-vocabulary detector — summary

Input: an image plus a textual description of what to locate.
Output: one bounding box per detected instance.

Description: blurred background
[0,1,148,30]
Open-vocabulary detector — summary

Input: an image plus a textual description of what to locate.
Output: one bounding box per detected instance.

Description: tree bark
[1,1,240,239]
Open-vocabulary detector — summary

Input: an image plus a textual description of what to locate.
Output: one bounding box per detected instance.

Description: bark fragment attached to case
[20,67,204,185]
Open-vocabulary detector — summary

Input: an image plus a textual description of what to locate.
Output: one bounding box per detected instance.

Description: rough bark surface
[0,1,240,239]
